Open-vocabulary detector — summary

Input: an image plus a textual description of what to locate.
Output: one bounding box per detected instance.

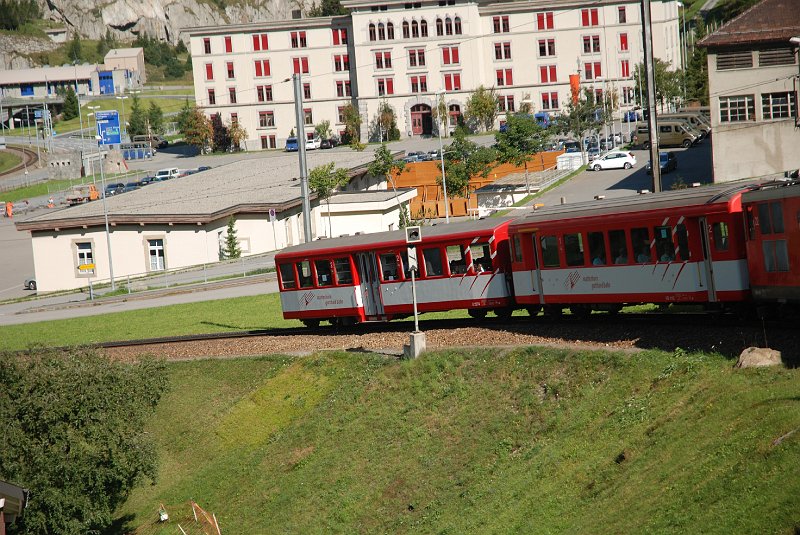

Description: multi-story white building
[186,0,681,149]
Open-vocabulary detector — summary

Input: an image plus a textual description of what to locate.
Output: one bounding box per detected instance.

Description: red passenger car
[275,219,515,327]
[741,181,800,306]
[507,183,756,316]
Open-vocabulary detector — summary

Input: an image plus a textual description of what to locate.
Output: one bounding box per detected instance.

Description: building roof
[16,150,387,232]
[699,0,800,48]
[0,64,98,86]
[105,48,144,60]
[184,15,349,37]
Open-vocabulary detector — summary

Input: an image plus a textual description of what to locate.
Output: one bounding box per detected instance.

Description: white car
[154,167,180,180]
[305,136,322,150]
[591,151,637,171]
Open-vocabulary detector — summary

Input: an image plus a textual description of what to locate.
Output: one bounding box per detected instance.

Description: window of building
[230,112,238,124]
[333,54,350,72]
[332,28,348,45]
[252,33,268,51]
[619,33,629,51]
[228,87,237,104]
[338,106,347,124]
[369,23,376,41]
[203,38,211,54]
[207,88,216,105]
[442,46,459,65]
[762,92,797,120]
[259,110,275,127]
[336,80,352,97]
[421,19,428,37]
[423,247,444,276]
[584,61,602,80]
[539,65,557,84]
[495,42,512,60]
[303,83,311,100]
[618,6,626,23]
[20,84,33,96]
[445,16,453,35]
[412,19,420,38]
[304,108,313,125]
[493,15,510,33]
[387,21,395,39]
[375,51,392,69]
[224,36,232,53]
[443,73,461,91]
[720,95,755,122]
[377,77,394,96]
[409,48,426,67]
[541,91,558,109]
[621,59,630,78]
[334,257,353,284]
[410,75,427,93]
[403,20,410,38]
[564,233,585,266]
[205,63,213,80]
[622,86,635,104]
[256,85,273,102]
[148,239,165,271]
[581,8,599,26]
[378,22,386,40]
[260,135,269,149]
[497,95,515,112]
[226,61,234,78]
[537,11,554,30]
[291,31,307,48]
[454,16,462,34]
[717,51,753,70]
[583,35,601,54]
[292,57,310,74]
[297,260,313,288]
[538,39,555,57]
[496,68,513,86]
[279,263,296,289]
[254,59,271,77]
[76,242,94,274]
[436,17,444,36]
[540,235,559,267]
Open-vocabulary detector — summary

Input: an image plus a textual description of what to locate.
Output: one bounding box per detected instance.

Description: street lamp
[116,95,128,142]
[86,124,116,291]
[435,90,450,223]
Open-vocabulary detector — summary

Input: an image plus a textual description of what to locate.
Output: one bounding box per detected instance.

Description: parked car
[154,168,180,181]
[403,154,420,163]
[306,136,322,150]
[139,177,154,186]
[24,276,36,291]
[285,136,299,152]
[132,134,168,149]
[591,151,637,171]
[563,140,581,153]
[196,166,211,172]
[320,138,334,149]
[646,151,678,174]
[124,181,141,192]
[428,149,442,160]
[587,147,601,161]
[104,183,126,197]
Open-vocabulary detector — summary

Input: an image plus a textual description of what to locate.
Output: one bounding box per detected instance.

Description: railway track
[0,145,39,179]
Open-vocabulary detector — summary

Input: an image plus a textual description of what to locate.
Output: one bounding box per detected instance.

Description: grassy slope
[0,151,22,174]
[119,348,800,533]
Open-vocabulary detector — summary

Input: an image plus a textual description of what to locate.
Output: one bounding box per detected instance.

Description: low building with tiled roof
[699,0,800,182]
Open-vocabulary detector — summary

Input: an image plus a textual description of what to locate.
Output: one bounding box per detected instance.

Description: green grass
[0,151,22,174]
[116,347,800,533]
[54,96,187,134]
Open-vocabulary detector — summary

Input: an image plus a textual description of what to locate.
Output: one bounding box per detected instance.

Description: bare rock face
[0,34,58,69]
[36,0,305,44]
[735,347,783,368]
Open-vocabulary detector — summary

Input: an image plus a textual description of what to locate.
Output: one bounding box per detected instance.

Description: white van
[154,168,180,181]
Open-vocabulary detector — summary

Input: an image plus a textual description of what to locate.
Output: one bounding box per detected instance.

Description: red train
[275,181,800,326]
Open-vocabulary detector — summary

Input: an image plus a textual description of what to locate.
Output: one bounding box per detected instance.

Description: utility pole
[291,73,312,243]
[641,0,662,192]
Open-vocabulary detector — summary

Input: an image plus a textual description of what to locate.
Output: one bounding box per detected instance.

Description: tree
[62,87,79,121]
[0,348,167,534]
[367,144,410,227]
[147,101,164,135]
[553,88,604,164]
[441,127,498,199]
[519,93,533,114]
[175,98,193,133]
[340,102,362,146]
[222,216,241,258]
[228,119,248,151]
[685,17,709,105]
[465,85,498,132]
[307,0,347,16]
[309,162,350,237]
[183,107,212,154]
[494,113,553,191]
[164,56,185,79]
[315,119,332,140]
[127,94,146,137]
[66,33,83,62]
[634,58,683,111]
[211,113,231,152]
[373,100,400,141]
[432,92,449,137]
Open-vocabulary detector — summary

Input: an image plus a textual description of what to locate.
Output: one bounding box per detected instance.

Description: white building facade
[186,0,682,148]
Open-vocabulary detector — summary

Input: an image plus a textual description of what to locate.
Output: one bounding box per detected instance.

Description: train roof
[510,181,758,231]
[740,180,800,203]
[276,217,514,259]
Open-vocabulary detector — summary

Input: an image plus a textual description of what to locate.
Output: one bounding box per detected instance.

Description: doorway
[410,104,433,135]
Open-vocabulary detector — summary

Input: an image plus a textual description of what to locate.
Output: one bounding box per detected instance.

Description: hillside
[119,347,800,533]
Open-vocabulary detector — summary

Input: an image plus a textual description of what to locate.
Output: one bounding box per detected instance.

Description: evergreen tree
[127,94,146,137]
[307,0,347,16]
[62,87,79,121]
[147,101,164,135]
[223,216,241,259]
[66,33,83,62]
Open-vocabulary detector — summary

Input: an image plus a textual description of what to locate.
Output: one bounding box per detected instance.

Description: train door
[355,252,384,317]
[531,233,546,305]
[698,217,718,302]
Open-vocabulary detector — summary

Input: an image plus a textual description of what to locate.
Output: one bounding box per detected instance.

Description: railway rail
[0,145,39,179]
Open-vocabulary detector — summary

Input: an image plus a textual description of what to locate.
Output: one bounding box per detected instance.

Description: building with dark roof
[699,0,800,181]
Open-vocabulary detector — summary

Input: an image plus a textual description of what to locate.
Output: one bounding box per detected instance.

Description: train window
[315,260,333,286]
[279,263,296,289]
[712,222,729,251]
[758,203,772,235]
[676,224,690,260]
[380,253,400,280]
[588,232,607,265]
[631,227,652,262]
[654,226,674,262]
[564,233,585,267]
[446,245,468,275]
[771,202,784,233]
[540,235,559,267]
[609,229,628,264]
[512,234,523,262]
[297,260,313,288]
[472,243,492,272]
[334,257,353,284]
[763,240,790,272]
[423,247,444,277]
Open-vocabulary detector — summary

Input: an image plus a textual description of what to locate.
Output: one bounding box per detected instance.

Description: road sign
[78,263,95,271]
[95,110,121,145]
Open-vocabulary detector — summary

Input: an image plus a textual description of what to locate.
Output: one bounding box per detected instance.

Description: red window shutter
[444,75,452,91]
[547,12,553,28]
[301,57,309,73]
[385,78,392,94]
[293,58,300,74]
[443,48,450,64]
[205,63,213,80]
[496,70,503,85]
[264,60,270,76]
[261,34,268,50]
[620,33,628,50]
[537,13,544,29]
[452,47,459,63]
[591,9,598,25]
[595,62,602,77]
[582,10,589,26]
[342,29,347,43]
[506,69,513,85]
[540,66,547,83]
[332,29,340,45]
[454,73,461,90]
[255,61,262,77]
[252,35,259,51]
[549,65,556,82]
[225,36,232,53]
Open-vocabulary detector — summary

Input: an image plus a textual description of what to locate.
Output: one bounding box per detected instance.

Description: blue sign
[95,110,121,145]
